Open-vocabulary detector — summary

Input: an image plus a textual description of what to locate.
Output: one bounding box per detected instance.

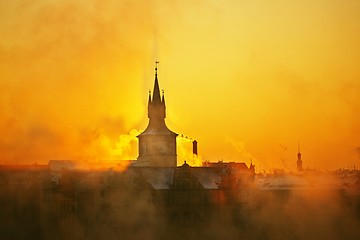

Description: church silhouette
[135,64,178,167]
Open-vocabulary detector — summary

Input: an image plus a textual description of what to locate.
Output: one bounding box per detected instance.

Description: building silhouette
[135,65,178,167]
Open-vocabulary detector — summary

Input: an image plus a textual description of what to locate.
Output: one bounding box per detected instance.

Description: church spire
[148,61,165,120]
[148,90,152,104]
[162,89,165,104]
[147,90,152,118]
[152,61,161,103]
[297,141,303,171]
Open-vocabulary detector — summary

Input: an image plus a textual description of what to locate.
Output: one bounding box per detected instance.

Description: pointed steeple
[152,62,161,103]
[297,141,303,171]
[161,90,165,103]
[147,90,152,118]
[148,61,166,120]
[148,90,152,104]
[250,159,255,170]
[162,90,166,117]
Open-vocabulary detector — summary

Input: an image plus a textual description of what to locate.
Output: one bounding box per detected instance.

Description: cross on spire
[155,61,159,74]
[152,61,161,103]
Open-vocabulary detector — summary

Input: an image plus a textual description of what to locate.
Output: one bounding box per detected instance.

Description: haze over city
[1,0,359,171]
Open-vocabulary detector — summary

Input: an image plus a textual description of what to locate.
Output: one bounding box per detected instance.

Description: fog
[1,0,360,169]
[1,167,359,240]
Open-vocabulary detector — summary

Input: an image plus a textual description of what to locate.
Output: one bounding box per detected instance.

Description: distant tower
[136,62,178,167]
[249,159,255,174]
[297,141,303,171]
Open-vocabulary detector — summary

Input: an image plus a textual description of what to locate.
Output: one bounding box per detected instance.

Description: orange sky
[0,0,359,171]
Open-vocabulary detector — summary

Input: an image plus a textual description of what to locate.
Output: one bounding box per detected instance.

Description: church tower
[136,63,178,167]
[297,141,303,171]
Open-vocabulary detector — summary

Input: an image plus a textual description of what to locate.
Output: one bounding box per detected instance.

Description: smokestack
[193,140,198,155]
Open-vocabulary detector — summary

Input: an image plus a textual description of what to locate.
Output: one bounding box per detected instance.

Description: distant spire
[297,141,303,171]
[250,158,255,170]
[152,61,161,103]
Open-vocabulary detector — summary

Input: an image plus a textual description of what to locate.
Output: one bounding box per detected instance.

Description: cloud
[0,0,165,163]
